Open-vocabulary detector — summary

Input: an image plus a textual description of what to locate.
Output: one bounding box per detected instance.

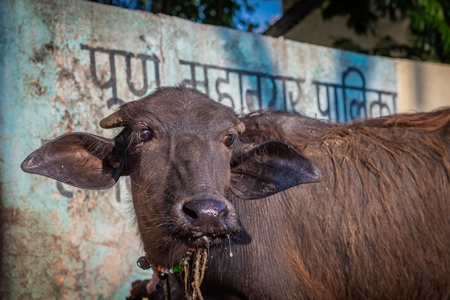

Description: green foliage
[322,0,378,35]
[323,0,450,63]
[88,0,257,30]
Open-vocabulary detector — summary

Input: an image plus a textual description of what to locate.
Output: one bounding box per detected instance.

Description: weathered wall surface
[0,0,397,298]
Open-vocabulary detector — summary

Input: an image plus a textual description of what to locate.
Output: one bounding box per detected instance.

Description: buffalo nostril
[183,204,198,220]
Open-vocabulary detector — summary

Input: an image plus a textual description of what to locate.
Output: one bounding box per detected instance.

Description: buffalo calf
[22,86,450,299]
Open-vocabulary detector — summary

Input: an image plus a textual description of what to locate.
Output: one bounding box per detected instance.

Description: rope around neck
[136,247,208,300]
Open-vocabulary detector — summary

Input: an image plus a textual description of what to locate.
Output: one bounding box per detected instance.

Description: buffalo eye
[138,129,153,143]
[223,134,235,148]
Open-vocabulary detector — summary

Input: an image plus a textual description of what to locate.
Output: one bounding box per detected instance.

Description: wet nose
[180,198,233,233]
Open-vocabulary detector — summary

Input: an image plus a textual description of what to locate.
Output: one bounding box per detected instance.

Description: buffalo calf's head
[21,86,322,267]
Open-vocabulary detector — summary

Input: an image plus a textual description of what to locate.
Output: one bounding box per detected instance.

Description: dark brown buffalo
[22,86,450,299]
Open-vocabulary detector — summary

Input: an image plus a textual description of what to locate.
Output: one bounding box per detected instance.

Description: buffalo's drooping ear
[230,141,323,199]
[21,132,124,190]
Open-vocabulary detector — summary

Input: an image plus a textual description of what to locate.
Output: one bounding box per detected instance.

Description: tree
[88,0,258,30]
[321,0,450,63]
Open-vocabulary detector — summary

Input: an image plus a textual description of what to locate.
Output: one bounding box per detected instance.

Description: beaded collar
[136,247,196,278]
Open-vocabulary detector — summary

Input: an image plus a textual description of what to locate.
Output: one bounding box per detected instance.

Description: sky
[236,0,282,34]
[98,0,283,34]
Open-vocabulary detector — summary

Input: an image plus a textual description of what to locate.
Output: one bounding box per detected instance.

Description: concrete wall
[0,0,398,298]
[396,59,450,112]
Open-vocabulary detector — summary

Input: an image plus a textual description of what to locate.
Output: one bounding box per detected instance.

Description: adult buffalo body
[22,86,450,299]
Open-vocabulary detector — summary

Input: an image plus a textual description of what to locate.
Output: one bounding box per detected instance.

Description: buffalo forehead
[125,92,237,134]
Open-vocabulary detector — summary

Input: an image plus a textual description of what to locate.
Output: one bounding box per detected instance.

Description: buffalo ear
[21,132,124,190]
[230,141,322,199]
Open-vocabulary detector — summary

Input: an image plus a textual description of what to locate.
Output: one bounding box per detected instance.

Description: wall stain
[30,41,58,64]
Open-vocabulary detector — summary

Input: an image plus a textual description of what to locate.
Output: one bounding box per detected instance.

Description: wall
[0,0,397,298]
[396,59,450,112]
